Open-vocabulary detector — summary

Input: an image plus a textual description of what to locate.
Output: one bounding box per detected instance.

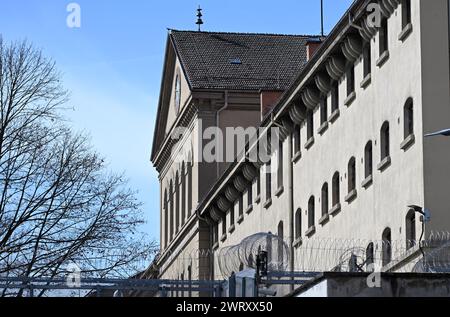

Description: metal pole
[321,0,324,37]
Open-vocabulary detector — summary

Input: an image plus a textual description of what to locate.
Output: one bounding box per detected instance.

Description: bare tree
[0,38,157,297]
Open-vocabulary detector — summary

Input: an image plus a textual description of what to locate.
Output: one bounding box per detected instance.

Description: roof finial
[196,5,204,31]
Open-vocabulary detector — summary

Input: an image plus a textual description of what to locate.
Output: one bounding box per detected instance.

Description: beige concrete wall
[165,57,191,135]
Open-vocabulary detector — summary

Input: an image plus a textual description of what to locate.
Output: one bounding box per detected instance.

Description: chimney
[260,90,283,119]
[306,37,323,61]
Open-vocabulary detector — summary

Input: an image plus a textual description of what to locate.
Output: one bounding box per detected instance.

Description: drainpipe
[196,208,215,290]
[287,133,295,292]
[216,91,230,179]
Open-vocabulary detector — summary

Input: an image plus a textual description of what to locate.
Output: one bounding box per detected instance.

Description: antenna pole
[196,6,204,32]
[321,0,324,37]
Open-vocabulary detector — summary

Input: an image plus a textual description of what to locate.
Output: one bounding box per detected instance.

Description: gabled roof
[151,30,320,164]
[170,30,318,91]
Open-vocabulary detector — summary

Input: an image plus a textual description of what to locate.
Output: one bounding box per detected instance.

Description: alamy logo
[366,3,382,28]
[66,3,81,28]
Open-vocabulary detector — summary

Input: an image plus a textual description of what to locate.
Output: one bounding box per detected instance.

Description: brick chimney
[261,90,283,119]
[306,37,323,61]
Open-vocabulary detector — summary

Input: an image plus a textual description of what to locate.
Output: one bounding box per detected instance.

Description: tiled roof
[170,30,318,91]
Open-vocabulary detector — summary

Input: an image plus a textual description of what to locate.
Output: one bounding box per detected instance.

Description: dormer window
[175,74,181,114]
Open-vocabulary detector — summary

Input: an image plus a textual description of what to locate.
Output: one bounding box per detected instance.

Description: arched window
[295,209,302,240]
[364,141,373,179]
[169,180,174,240]
[248,254,254,268]
[348,157,356,193]
[181,162,186,225]
[164,190,168,248]
[174,74,181,114]
[382,228,392,266]
[406,210,416,250]
[321,183,329,217]
[401,0,412,29]
[332,172,340,207]
[380,121,390,161]
[180,272,185,298]
[187,162,193,217]
[175,172,180,233]
[265,160,272,202]
[366,243,374,272]
[308,196,315,229]
[404,98,414,139]
[277,139,283,190]
[188,265,192,297]
[277,221,284,270]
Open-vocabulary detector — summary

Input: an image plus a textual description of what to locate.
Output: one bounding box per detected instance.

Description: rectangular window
[320,98,328,125]
[247,185,253,209]
[230,205,235,226]
[346,64,355,96]
[239,195,244,217]
[365,142,373,179]
[363,42,371,78]
[222,216,227,237]
[293,124,301,155]
[266,161,272,201]
[331,81,339,113]
[379,18,389,55]
[256,170,261,199]
[402,0,412,29]
[307,111,314,140]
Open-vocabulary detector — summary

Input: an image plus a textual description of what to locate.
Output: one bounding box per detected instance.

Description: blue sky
[0,0,353,242]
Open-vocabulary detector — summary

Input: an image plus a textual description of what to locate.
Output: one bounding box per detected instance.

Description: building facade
[151,0,450,295]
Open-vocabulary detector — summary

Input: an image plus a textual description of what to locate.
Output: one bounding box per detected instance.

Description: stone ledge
[400,134,415,151]
[263,198,272,209]
[360,73,372,89]
[345,189,358,203]
[329,109,340,123]
[275,186,284,197]
[317,122,329,135]
[399,23,413,42]
[376,50,390,68]
[344,91,356,107]
[377,156,392,172]
[305,137,315,150]
[319,213,330,225]
[305,226,316,238]
[329,203,342,216]
[362,175,373,189]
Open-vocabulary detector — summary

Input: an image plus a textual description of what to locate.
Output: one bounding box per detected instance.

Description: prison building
[150,0,450,296]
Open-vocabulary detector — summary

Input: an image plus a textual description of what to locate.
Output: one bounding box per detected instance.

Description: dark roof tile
[170,30,319,91]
